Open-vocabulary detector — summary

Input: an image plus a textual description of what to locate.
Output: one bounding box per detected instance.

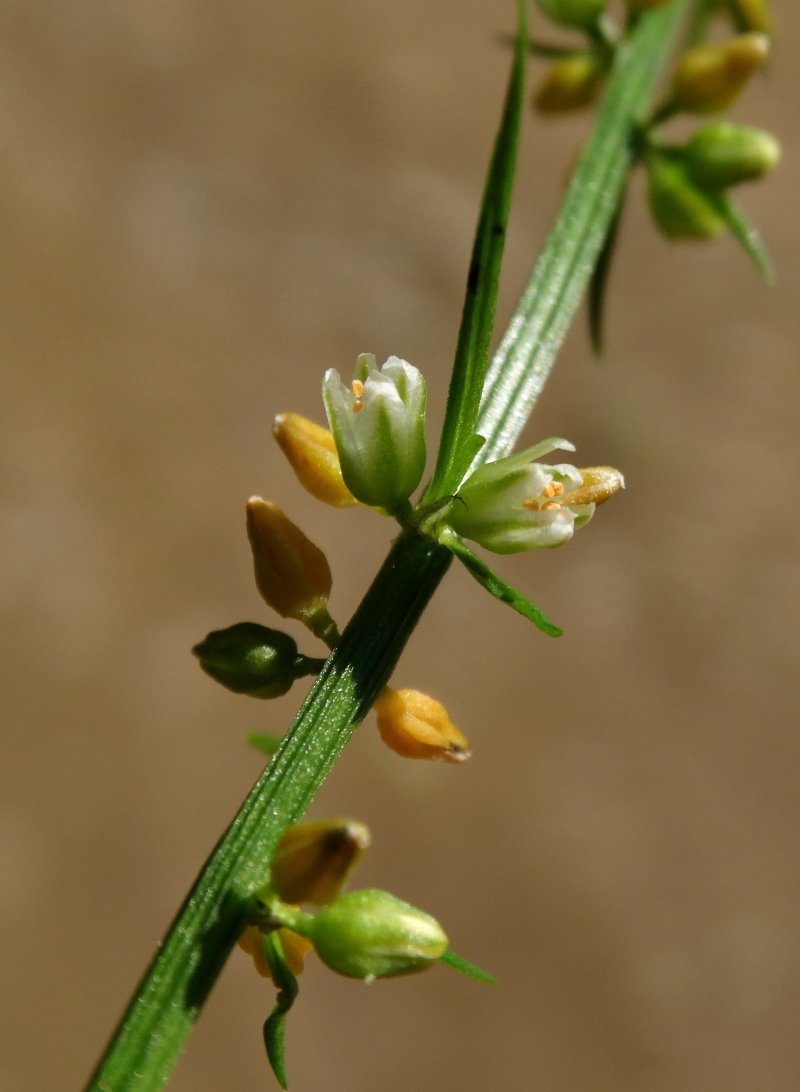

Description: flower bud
[246,498,337,643]
[272,412,358,508]
[238,924,312,979]
[684,122,780,188]
[322,354,426,513]
[305,888,448,981]
[732,0,771,34]
[445,438,595,554]
[645,153,726,239]
[271,819,370,905]
[192,622,300,699]
[373,688,470,763]
[671,33,769,114]
[533,55,605,114]
[535,0,605,30]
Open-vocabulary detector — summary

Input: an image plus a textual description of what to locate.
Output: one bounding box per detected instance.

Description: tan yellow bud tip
[238,924,312,979]
[671,33,769,114]
[246,498,336,641]
[273,413,358,508]
[271,819,371,906]
[533,54,604,114]
[563,466,625,507]
[373,688,470,763]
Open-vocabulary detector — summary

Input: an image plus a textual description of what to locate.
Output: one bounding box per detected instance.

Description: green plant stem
[87,5,687,1089]
[87,531,451,1091]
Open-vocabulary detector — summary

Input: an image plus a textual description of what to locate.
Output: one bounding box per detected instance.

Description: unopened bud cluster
[531,0,612,116]
[645,118,779,240]
[644,22,778,242]
[242,819,450,984]
[529,0,779,250]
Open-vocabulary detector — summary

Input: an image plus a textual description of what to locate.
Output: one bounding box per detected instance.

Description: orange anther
[351,380,364,398]
[542,480,563,498]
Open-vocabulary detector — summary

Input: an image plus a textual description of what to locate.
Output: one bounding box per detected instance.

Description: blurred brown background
[2,2,799,1090]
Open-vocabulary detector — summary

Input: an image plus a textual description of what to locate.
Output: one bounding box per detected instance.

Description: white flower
[322,354,426,512]
[444,438,597,553]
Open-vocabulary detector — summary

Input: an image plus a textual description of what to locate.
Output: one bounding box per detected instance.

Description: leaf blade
[262,933,300,1091]
[444,533,562,637]
[425,0,527,500]
[588,182,627,356]
[439,948,496,984]
[712,192,774,283]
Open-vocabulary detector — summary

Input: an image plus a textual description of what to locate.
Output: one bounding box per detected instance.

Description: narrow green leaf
[712,192,774,282]
[440,948,496,984]
[588,182,627,356]
[246,732,283,757]
[262,933,300,1090]
[443,533,562,637]
[425,0,527,500]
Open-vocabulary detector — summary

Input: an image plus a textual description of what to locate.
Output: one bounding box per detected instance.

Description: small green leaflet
[246,731,283,757]
[262,932,300,1090]
[440,948,496,984]
[442,532,562,637]
[588,181,628,356]
[710,191,774,283]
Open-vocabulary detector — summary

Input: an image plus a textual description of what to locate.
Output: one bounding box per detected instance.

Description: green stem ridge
[86,7,687,1089]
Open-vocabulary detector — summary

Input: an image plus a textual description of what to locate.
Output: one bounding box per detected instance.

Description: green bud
[535,0,605,31]
[645,153,726,240]
[304,888,448,981]
[192,622,301,699]
[684,123,780,188]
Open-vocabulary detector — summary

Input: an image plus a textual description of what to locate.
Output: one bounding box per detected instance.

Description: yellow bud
[562,466,625,507]
[246,498,337,642]
[373,688,470,763]
[271,819,370,906]
[671,33,769,114]
[733,0,771,35]
[238,924,312,979]
[533,54,604,114]
[273,412,358,508]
